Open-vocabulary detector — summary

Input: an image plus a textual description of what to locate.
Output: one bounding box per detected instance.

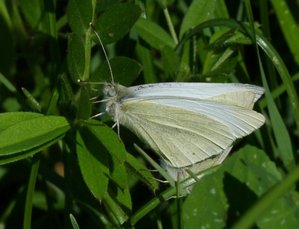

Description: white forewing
[127,83,264,108]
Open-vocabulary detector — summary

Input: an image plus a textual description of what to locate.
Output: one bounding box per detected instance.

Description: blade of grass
[253,0,295,167]
[256,31,299,129]
[251,17,295,168]
[231,2,297,228]
[23,157,40,229]
[270,0,299,65]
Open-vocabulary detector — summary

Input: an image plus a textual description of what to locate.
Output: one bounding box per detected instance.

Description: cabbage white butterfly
[102,82,265,181]
[89,25,265,183]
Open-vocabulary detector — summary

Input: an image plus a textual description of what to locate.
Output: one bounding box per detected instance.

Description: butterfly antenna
[90,23,115,84]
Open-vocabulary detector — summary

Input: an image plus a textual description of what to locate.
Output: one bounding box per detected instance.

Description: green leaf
[111,184,132,213]
[256,191,299,228]
[76,130,109,200]
[77,120,131,211]
[67,33,85,81]
[0,112,70,164]
[161,45,180,77]
[87,122,126,164]
[224,146,282,194]
[180,0,218,37]
[19,0,42,28]
[57,74,77,118]
[228,147,299,229]
[0,112,42,132]
[67,0,93,35]
[135,18,175,49]
[202,29,250,77]
[183,145,284,228]
[103,193,128,225]
[95,3,141,44]
[76,86,92,120]
[82,120,127,185]
[92,56,142,86]
[183,172,227,229]
[135,44,157,83]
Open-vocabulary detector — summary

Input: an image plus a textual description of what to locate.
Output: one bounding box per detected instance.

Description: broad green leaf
[112,184,132,212]
[0,113,70,155]
[57,74,77,118]
[257,191,299,229]
[67,0,93,35]
[183,145,286,228]
[227,148,299,229]
[82,120,127,187]
[183,172,227,229]
[19,0,42,28]
[76,86,92,120]
[0,112,42,131]
[92,56,142,86]
[97,0,119,12]
[76,130,109,200]
[95,3,141,44]
[67,33,85,81]
[0,112,70,164]
[84,120,127,162]
[135,18,175,49]
[78,121,131,210]
[224,146,282,195]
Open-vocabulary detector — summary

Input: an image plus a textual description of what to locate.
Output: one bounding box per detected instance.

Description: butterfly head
[103,83,132,122]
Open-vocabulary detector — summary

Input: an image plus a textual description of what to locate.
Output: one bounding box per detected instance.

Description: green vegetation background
[0,0,299,228]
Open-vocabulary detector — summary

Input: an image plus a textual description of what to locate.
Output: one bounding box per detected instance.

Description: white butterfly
[102,82,265,181]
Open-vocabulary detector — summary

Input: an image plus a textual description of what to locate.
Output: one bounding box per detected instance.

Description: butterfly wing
[128,83,264,108]
[118,98,264,168]
[149,98,265,138]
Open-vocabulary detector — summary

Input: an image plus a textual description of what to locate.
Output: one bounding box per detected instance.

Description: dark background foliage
[0,0,299,228]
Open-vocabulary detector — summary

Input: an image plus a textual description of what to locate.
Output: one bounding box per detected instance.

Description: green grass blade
[270,0,299,64]
[23,158,40,229]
